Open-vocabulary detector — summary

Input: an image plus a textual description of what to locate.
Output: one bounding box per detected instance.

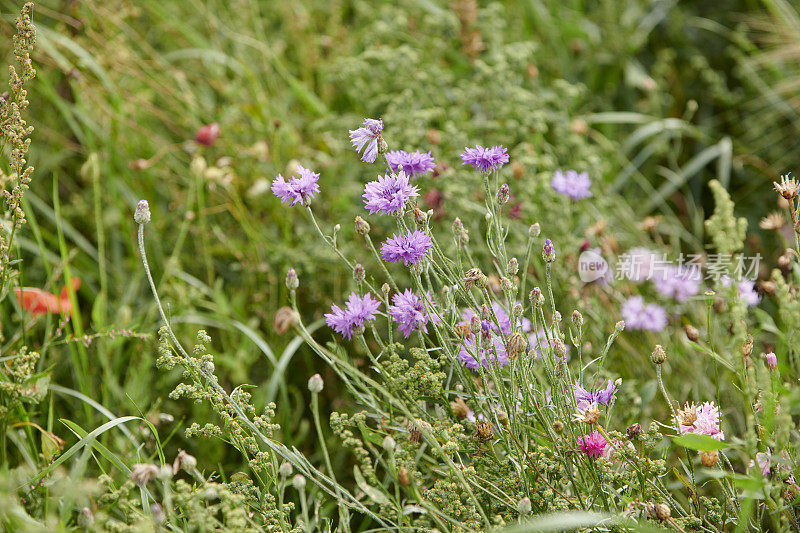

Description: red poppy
[15,277,80,316]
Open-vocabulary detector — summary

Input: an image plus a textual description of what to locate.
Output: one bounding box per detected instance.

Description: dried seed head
[684,324,700,342]
[626,423,643,440]
[172,449,197,475]
[451,397,470,418]
[506,332,527,358]
[742,335,754,357]
[134,199,151,224]
[773,173,800,200]
[572,401,600,425]
[130,463,159,486]
[638,215,661,232]
[650,344,666,365]
[700,450,719,468]
[273,306,299,335]
[464,267,487,290]
[760,212,785,231]
[307,373,324,393]
[759,280,776,295]
[676,403,698,427]
[475,420,494,442]
[354,215,370,235]
[454,324,472,339]
[653,503,671,521]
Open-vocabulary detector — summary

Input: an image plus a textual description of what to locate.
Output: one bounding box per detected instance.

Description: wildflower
[134,199,151,224]
[388,289,439,338]
[385,150,436,178]
[271,165,320,207]
[760,212,785,230]
[763,351,777,370]
[526,326,570,360]
[578,430,607,458]
[529,223,541,237]
[542,238,556,263]
[15,277,81,317]
[773,173,800,200]
[676,401,724,440]
[653,265,701,301]
[461,145,509,172]
[574,380,618,410]
[720,275,761,307]
[363,171,419,216]
[380,231,432,265]
[572,401,600,425]
[172,450,197,474]
[752,450,772,477]
[195,122,220,146]
[324,292,381,339]
[650,344,667,365]
[551,169,592,200]
[349,118,384,163]
[620,296,668,332]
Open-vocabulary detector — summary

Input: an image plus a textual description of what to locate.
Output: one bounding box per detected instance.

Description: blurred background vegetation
[1,0,799,500]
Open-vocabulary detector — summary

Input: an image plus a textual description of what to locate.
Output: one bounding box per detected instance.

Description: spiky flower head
[380,231,432,265]
[324,292,381,339]
[676,401,724,440]
[578,431,607,458]
[774,173,800,200]
[385,150,436,178]
[572,401,600,425]
[388,289,439,338]
[271,164,320,207]
[349,118,384,163]
[362,171,419,216]
[461,145,509,172]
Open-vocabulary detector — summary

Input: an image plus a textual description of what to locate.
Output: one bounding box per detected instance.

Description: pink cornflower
[578,431,607,458]
[763,352,777,370]
[676,401,725,441]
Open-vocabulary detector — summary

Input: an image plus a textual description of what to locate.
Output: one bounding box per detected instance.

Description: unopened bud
[398,466,410,486]
[529,287,544,308]
[704,289,716,306]
[500,276,514,292]
[195,122,221,146]
[308,373,324,393]
[742,336,753,357]
[378,138,388,155]
[529,223,541,238]
[513,303,523,319]
[507,257,519,276]
[279,461,292,478]
[464,268,487,290]
[517,497,532,515]
[382,435,396,452]
[684,324,700,342]
[273,306,299,335]
[476,420,494,442]
[552,420,564,433]
[651,344,666,365]
[470,315,481,333]
[542,239,556,263]
[614,320,625,333]
[497,183,510,205]
[353,263,365,284]
[506,332,527,358]
[653,503,671,522]
[626,423,643,440]
[134,200,151,224]
[413,207,427,228]
[285,268,299,290]
[572,310,584,328]
[292,473,306,490]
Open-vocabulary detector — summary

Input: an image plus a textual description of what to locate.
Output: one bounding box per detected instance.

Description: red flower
[195,123,220,146]
[15,277,80,316]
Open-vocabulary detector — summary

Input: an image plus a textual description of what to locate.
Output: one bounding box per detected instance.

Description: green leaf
[353,466,390,506]
[672,433,729,451]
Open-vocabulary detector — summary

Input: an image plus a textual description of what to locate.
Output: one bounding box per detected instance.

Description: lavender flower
[388,289,439,338]
[363,171,419,216]
[461,145,509,172]
[385,150,436,178]
[721,275,761,307]
[620,296,668,332]
[551,169,592,200]
[380,231,432,265]
[457,302,514,371]
[324,292,381,340]
[574,380,618,410]
[653,265,701,302]
[349,118,383,163]
[271,165,320,207]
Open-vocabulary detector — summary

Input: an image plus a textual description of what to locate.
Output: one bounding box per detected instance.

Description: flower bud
[476,420,494,442]
[651,344,666,365]
[273,306,299,335]
[308,373,324,393]
[77,508,94,529]
[470,315,481,333]
[763,352,777,371]
[552,420,564,433]
[398,466,410,486]
[292,474,306,490]
[195,122,221,146]
[517,497,532,515]
[653,503,671,522]
[413,207,427,229]
[354,215,370,235]
[513,303,524,319]
[378,138,388,155]
[506,332,527,358]
[742,335,753,357]
[134,199,151,224]
[353,263,365,284]
[507,257,519,276]
[172,449,197,474]
[500,276,514,292]
[480,304,491,322]
[542,238,556,263]
[572,310,584,328]
[684,324,700,342]
[279,461,292,478]
[704,289,716,306]
[553,338,567,360]
[151,503,166,525]
[452,217,469,244]
[450,397,469,418]
[454,324,471,339]
[529,223,541,238]
[497,183,510,205]
[285,268,299,290]
[464,268,487,290]
[529,287,544,308]
[130,463,159,486]
[614,320,625,333]
[700,450,719,468]
[382,435,396,452]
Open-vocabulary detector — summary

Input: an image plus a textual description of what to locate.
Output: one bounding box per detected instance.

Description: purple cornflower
[461,145,509,172]
[551,169,592,200]
[385,150,436,178]
[653,265,701,302]
[620,296,668,332]
[380,231,432,265]
[363,171,419,216]
[578,431,607,459]
[457,302,513,371]
[271,165,320,207]
[388,289,439,338]
[349,118,383,163]
[721,275,761,307]
[324,292,381,340]
[677,401,724,441]
[574,380,618,410]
